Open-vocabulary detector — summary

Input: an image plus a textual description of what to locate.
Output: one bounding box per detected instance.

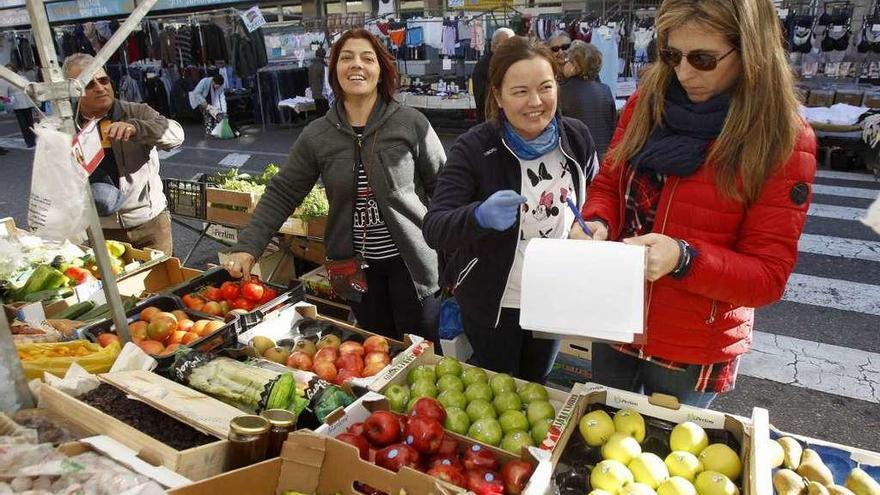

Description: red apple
[364,411,402,447]
[363,335,391,354]
[466,469,504,495]
[362,360,387,377]
[409,397,446,424]
[339,340,365,356]
[335,353,365,374]
[348,422,366,436]
[286,351,313,371]
[428,453,464,472]
[463,445,499,472]
[335,432,370,460]
[437,434,459,456]
[501,460,534,495]
[364,351,391,366]
[313,360,337,383]
[336,368,360,385]
[428,464,468,488]
[404,416,444,455]
[314,347,339,364]
[375,443,420,473]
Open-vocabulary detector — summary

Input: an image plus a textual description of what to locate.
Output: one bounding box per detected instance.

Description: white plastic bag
[27,120,90,242]
[862,193,880,235]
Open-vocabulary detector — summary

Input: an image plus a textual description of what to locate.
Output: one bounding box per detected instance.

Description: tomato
[203,286,223,302]
[232,297,255,311]
[182,294,206,310]
[242,281,265,302]
[220,281,240,302]
[259,287,278,305]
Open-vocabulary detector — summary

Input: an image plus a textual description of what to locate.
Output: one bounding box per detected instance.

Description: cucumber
[54,301,96,320]
[23,287,73,302]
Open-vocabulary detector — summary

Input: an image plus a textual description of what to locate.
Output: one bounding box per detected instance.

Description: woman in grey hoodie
[225,29,446,346]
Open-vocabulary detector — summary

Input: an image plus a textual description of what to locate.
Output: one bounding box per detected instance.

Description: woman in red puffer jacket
[571,0,817,407]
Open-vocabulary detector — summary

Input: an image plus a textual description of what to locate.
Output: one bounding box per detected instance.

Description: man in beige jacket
[62,54,184,254]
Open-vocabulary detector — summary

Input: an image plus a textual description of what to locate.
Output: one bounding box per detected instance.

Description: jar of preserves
[261,409,297,458]
[227,415,270,470]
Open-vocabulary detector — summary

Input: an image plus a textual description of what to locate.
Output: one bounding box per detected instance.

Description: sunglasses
[550,44,571,52]
[86,76,112,90]
[659,47,737,71]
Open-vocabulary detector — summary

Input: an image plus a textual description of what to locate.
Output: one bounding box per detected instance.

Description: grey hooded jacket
[231,98,446,299]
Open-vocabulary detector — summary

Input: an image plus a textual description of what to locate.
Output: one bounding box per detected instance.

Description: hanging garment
[822,27,850,52]
[791,26,813,53]
[591,25,619,99]
[389,27,406,49]
[175,25,194,67]
[119,75,143,103]
[858,25,880,53]
[471,20,485,54]
[441,22,457,56]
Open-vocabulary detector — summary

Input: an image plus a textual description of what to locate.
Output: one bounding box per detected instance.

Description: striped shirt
[352,128,400,261]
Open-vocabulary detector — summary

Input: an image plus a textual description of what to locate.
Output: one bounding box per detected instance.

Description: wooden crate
[39,384,229,481]
[206,188,260,227]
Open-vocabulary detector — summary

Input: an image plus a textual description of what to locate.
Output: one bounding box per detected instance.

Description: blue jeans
[590,343,719,408]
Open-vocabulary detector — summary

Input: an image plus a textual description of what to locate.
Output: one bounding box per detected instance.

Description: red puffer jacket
[582,93,818,365]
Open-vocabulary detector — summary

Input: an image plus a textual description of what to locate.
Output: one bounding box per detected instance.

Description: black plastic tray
[165,266,290,303]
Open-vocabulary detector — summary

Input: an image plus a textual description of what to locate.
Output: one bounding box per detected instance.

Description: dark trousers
[103,210,173,255]
[590,343,718,408]
[314,98,329,117]
[463,308,560,384]
[349,256,440,345]
[15,108,36,148]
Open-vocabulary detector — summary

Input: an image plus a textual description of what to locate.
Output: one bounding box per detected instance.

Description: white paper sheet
[519,239,645,341]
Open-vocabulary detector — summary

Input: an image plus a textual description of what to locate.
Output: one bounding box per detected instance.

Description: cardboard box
[39,383,229,481]
[168,431,459,495]
[546,352,591,391]
[559,338,591,361]
[439,334,473,362]
[835,89,865,106]
[280,216,327,238]
[287,235,326,265]
[807,89,836,108]
[549,383,770,495]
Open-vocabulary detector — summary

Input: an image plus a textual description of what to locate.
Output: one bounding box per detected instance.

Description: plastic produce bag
[210,118,235,139]
[439,297,464,339]
[16,340,120,381]
[27,121,90,242]
[862,193,880,234]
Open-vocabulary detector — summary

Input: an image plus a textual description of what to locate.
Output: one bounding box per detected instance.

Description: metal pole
[0,315,35,411]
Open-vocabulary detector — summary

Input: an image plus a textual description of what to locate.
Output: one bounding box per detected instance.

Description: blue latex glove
[475,190,527,231]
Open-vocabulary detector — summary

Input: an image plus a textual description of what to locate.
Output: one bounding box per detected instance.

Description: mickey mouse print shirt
[500,146,575,309]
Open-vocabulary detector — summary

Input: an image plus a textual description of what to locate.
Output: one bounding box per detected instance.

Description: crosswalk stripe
[808,203,868,221]
[741,331,880,403]
[816,170,879,182]
[783,273,880,316]
[813,184,880,200]
[799,233,880,262]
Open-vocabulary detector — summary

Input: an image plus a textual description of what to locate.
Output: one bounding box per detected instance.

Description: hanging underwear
[791,26,813,53]
[389,27,406,48]
[858,26,880,53]
[822,28,850,52]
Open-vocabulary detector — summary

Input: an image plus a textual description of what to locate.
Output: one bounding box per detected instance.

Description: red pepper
[64,266,93,285]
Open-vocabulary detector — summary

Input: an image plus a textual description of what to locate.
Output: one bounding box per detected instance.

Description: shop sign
[46,0,135,22]
[240,5,266,32]
[151,0,250,11]
[0,7,29,27]
[447,0,511,9]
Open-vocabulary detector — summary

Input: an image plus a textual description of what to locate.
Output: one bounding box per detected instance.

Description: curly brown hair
[565,40,602,80]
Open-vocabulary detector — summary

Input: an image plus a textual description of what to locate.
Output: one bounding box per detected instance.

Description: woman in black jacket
[559,40,617,162]
[423,37,599,383]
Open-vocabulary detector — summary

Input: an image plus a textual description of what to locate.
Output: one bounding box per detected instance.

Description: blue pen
[565,197,593,237]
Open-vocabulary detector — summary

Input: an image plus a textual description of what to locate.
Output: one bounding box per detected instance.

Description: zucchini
[54,301,96,320]
[22,287,73,302]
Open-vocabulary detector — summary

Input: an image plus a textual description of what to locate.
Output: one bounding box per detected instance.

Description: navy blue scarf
[502,116,560,160]
[631,78,731,177]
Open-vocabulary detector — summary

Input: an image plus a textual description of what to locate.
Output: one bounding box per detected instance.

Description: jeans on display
[589,342,719,408]
[258,68,310,125]
[462,308,561,384]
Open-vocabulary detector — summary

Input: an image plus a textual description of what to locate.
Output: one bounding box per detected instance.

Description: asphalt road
[1,113,878,452]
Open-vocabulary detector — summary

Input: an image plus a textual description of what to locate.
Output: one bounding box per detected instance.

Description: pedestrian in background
[309,47,330,117]
[548,31,572,66]
[5,66,37,148]
[559,41,617,161]
[471,28,514,123]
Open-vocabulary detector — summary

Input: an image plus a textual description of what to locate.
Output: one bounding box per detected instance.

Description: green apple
[406,396,420,412]
[619,482,659,495]
[410,379,438,399]
[500,430,534,454]
[493,391,522,414]
[670,422,709,455]
[466,399,497,422]
[468,418,503,446]
[437,374,465,393]
[465,381,494,402]
[531,417,553,445]
[407,365,436,384]
[436,356,463,377]
[587,491,615,495]
[693,471,738,495]
[579,409,616,447]
[489,373,516,395]
[657,476,697,495]
[628,452,670,489]
[698,444,741,481]
[444,406,471,435]
[517,382,549,404]
[602,432,642,464]
[664,451,703,482]
[614,408,646,443]
[590,460,634,493]
[526,400,556,426]
[461,367,489,386]
[438,389,468,409]
[384,384,411,413]
[498,410,530,434]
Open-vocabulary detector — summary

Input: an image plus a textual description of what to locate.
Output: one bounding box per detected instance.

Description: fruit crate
[165,266,293,305]
[163,177,208,220]
[546,383,770,495]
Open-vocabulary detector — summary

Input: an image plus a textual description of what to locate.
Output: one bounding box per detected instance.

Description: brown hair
[328,28,399,102]
[486,36,560,120]
[607,0,801,204]
[566,40,602,80]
